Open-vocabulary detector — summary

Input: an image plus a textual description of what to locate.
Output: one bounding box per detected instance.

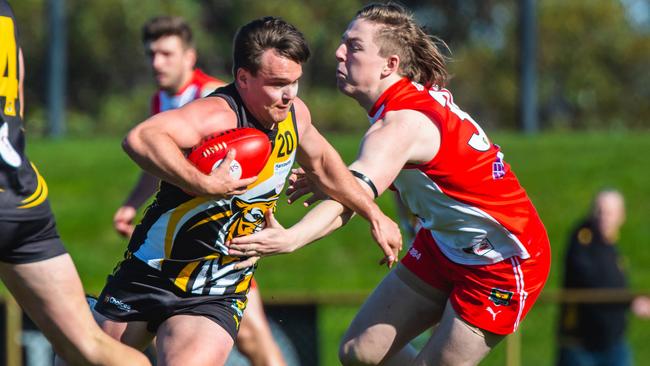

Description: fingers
[291,167,306,175]
[223,176,257,196]
[304,194,322,207]
[219,149,237,170]
[228,243,259,257]
[113,206,136,238]
[287,187,313,204]
[114,223,134,238]
[233,256,260,270]
[227,235,260,255]
[264,209,279,228]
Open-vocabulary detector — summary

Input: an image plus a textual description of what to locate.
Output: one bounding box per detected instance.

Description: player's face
[335,19,387,101]
[145,35,195,92]
[237,49,302,128]
[595,192,626,240]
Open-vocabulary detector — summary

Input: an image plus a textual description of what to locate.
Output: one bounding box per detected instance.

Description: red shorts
[401,229,550,335]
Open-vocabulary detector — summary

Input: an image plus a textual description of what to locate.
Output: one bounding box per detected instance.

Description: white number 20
[429,89,491,152]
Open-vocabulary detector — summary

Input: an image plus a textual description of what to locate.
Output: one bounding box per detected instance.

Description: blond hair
[355,2,449,87]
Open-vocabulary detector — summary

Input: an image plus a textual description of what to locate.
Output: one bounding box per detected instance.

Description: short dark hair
[142,16,193,47]
[232,16,310,77]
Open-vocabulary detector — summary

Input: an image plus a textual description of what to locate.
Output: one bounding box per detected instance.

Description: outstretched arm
[229,108,440,267]
[291,100,401,265]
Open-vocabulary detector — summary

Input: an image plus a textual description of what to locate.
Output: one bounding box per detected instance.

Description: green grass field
[15,131,650,365]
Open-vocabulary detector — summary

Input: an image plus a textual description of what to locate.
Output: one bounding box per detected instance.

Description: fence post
[5,295,22,366]
[506,330,521,366]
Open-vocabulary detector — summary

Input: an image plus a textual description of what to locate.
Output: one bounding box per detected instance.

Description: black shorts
[0,215,67,264]
[94,258,246,340]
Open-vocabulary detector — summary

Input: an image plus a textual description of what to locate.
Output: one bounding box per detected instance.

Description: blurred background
[2,0,650,365]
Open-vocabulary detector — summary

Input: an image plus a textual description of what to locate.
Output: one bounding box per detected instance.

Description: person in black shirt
[0,1,150,364]
[557,189,650,366]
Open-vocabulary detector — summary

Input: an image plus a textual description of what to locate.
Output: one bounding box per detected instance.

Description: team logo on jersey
[489,288,513,306]
[492,151,506,180]
[408,247,422,260]
[225,196,277,241]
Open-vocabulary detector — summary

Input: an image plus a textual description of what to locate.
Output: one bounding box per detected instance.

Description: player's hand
[198,149,257,197]
[227,210,297,260]
[113,206,137,238]
[233,256,260,270]
[286,167,328,206]
[370,212,403,268]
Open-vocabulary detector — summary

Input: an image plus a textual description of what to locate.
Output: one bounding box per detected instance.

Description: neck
[357,73,403,112]
[168,69,195,94]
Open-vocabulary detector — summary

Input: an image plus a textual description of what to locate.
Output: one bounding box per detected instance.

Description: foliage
[10,0,650,135]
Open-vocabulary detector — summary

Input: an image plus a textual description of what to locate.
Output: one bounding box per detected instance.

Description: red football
[187,128,272,179]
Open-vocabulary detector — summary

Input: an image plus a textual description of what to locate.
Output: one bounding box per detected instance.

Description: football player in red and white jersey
[110,16,287,366]
[229,4,551,365]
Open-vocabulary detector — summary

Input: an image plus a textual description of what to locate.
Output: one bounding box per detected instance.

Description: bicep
[296,122,330,170]
[294,99,329,171]
[350,111,436,194]
[131,98,236,150]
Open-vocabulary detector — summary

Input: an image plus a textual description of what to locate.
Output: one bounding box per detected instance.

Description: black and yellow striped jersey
[126,83,298,296]
[0,0,50,219]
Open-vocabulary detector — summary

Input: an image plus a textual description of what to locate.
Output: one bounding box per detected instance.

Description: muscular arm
[293,100,387,223]
[296,109,437,241]
[230,109,439,265]
[123,97,256,196]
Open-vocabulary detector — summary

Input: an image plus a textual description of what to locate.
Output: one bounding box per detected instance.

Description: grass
[13,131,650,365]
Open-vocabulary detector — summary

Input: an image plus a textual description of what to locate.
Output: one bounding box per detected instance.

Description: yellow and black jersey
[0,0,50,219]
[126,83,298,296]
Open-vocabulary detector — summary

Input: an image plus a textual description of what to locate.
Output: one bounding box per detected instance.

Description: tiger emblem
[225,196,277,242]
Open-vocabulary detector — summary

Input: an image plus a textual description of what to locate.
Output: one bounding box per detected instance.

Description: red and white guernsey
[370,78,548,266]
[151,68,223,115]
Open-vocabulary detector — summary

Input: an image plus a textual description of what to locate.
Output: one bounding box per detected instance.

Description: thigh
[415,300,504,366]
[156,314,234,366]
[0,217,67,264]
[340,264,448,364]
[96,314,153,351]
[237,284,272,342]
[0,254,100,350]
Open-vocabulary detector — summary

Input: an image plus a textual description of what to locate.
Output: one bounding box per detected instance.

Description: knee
[338,338,381,366]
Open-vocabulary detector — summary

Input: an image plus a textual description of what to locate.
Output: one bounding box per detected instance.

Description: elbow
[122,132,136,158]
[122,127,146,162]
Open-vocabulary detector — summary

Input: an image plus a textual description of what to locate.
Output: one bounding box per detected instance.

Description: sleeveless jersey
[370,78,548,265]
[126,83,298,296]
[150,68,223,115]
[0,1,50,220]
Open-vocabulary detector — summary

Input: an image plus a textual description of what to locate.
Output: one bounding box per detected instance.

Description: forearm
[307,145,381,223]
[122,172,160,209]
[288,199,354,250]
[123,128,205,193]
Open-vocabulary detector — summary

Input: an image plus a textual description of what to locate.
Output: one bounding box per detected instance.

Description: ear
[185,47,197,68]
[382,55,400,77]
[235,68,249,89]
